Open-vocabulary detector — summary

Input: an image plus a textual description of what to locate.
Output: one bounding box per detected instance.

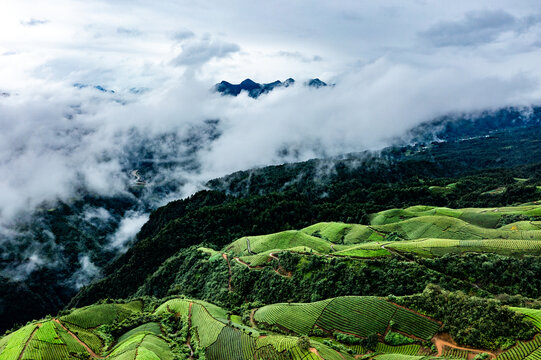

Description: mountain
[215,77,327,98]
[305,78,327,88]
[4,202,541,358]
[2,104,541,338]
[69,124,541,309]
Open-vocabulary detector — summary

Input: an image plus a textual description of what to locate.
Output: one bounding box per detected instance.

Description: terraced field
[255,296,441,340]
[370,204,541,228]
[5,203,541,359]
[3,294,541,360]
[217,203,541,266]
[512,308,541,330]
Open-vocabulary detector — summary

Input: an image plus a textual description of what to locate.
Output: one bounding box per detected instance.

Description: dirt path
[18,323,42,360]
[186,302,194,359]
[222,253,233,291]
[309,347,325,359]
[432,334,496,359]
[269,253,292,277]
[53,319,105,359]
[233,257,265,269]
[250,309,257,328]
[388,302,443,324]
[134,334,147,358]
[246,239,255,254]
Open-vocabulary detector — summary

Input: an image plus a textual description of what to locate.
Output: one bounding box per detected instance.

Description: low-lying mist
[0,58,540,291]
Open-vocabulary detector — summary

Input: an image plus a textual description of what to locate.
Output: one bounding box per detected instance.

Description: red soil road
[269,253,292,277]
[52,319,105,359]
[432,333,497,359]
[233,257,265,269]
[388,301,443,324]
[309,347,325,359]
[18,323,42,360]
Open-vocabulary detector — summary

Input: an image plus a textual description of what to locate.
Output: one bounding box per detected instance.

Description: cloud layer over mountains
[2,0,541,286]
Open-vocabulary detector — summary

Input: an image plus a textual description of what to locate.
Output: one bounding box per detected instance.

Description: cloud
[116,27,142,37]
[20,18,49,26]
[2,0,541,291]
[173,29,195,42]
[418,10,541,47]
[108,211,149,251]
[278,51,323,63]
[71,255,100,289]
[171,37,240,66]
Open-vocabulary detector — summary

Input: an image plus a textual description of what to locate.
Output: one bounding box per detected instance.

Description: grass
[191,303,226,348]
[217,203,541,270]
[376,343,421,355]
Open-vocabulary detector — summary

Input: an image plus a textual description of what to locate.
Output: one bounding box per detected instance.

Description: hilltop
[215,77,327,98]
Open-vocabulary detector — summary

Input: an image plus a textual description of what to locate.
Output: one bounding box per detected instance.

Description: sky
[1,0,541,221]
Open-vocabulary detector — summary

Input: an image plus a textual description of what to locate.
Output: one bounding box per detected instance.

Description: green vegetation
[254,299,332,335]
[511,308,541,330]
[60,301,142,329]
[8,126,541,358]
[7,290,537,359]
[394,285,536,350]
[497,335,541,360]
[255,296,440,341]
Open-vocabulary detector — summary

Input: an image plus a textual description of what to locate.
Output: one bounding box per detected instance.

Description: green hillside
[2,292,540,359]
[5,203,541,358]
[223,203,541,267]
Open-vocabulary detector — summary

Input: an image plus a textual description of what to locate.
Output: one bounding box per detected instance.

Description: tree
[297,336,311,350]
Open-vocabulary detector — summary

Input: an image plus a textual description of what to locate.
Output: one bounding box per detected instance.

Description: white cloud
[2,0,541,288]
[171,36,240,66]
[72,255,101,289]
[20,18,49,26]
[419,9,541,47]
[108,211,149,250]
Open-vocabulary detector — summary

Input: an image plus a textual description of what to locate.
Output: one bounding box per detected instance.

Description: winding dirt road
[18,324,42,360]
[53,319,105,359]
[432,334,496,359]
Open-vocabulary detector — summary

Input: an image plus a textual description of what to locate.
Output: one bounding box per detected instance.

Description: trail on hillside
[234,257,265,269]
[309,347,325,359]
[53,319,105,359]
[432,333,496,359]
[18,323,41,360]
[222,253,233,290]
[269,253,292,277]
[246,239,255,254]
[186,302,194,359]
[388,302,443,324]
[250,309,257,328]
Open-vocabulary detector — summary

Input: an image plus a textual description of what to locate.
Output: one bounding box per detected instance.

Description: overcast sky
[1,0,541,220]
[1,0,541,87]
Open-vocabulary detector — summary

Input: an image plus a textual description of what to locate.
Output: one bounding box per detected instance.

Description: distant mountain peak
[306,78,327,88]
[215,77,325,98]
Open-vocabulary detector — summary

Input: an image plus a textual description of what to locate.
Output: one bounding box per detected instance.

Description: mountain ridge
[215,77,327,98]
